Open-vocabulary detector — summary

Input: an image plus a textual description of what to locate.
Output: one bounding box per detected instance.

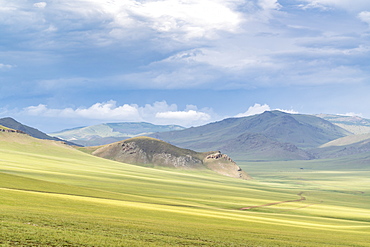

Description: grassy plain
[1,132,370,246]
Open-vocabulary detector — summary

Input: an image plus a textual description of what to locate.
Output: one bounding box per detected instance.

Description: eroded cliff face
[151,153,203,169]
[93,141,150,165]
[203,151,251,180]
[91,137,251,179]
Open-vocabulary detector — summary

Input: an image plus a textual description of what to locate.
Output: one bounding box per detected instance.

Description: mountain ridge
[150,111,350,160]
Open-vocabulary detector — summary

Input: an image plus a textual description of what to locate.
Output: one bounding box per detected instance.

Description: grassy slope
[0,125,13,130]
[1,132,370,246]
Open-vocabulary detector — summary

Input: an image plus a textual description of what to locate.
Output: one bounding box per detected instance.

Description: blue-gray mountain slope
[150,111,351,161]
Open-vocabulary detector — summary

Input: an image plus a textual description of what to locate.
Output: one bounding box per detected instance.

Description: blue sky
[1,0,370,132]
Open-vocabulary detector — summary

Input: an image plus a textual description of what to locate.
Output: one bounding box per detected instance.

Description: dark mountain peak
[261,110,278,116]
[255,110,279,119]
[0,117,23,127]
[0,117,42,135]
[261,110,291,117]
[0,117,79,146]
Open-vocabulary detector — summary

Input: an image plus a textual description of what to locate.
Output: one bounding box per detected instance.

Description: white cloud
[24,101,141,121]
[33,2,47,9]
[134,0,243,39]
[0,63,13,69]
[235,103,271,117]
[31,0,245,43]
[258,0,281,11]
[235,104,298,117]
[23,101,213,127]
[339,112,364,117]
[162,48,276,71]
[358,11,370,26]
[298,2,329,10]
[299,0,370,11]
[156,110,211,126]
[275,108,299,114]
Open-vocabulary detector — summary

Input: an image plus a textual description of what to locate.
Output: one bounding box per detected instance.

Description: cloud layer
[23,101,214,127]
[1,0,370,131]
[5,0,369,91]
[20,100,302,128]
[2,0,369,90]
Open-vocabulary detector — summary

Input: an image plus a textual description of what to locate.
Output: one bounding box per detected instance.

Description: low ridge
[88,136,251,180]
[312,134,370,159]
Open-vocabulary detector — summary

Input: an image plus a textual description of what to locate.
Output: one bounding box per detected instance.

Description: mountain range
[150,111,352,161]
[3,111,370,162]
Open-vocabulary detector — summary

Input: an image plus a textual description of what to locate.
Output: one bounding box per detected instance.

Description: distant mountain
[150,111,351,160]
[316,114,370,135]
[219,133,314,161]
[50,122,185,146]
[320,133,370,148]
[84,136,250,180]
[312,133,370,159]
[0,117,78,146]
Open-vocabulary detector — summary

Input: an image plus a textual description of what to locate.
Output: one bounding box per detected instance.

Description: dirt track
[240,192,306,210]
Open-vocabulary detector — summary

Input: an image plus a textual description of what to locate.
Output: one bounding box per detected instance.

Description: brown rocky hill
[85,136,250,180]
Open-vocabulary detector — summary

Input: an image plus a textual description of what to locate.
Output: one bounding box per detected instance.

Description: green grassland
[1,132,370,246]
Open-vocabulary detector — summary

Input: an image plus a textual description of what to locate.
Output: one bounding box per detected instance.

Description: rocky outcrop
[91,137,251,179]
[204,151,250,180]
[152,153,203,169]
[93,141,150,165]
[0,128,26,134]
[205,152,236,164]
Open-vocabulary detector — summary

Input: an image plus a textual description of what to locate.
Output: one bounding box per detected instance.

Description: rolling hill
[83,136,250,179]
[150,111,350,160]
[50,122,185,146]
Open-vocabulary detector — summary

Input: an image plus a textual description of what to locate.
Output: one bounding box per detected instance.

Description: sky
[1,0,370,132]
